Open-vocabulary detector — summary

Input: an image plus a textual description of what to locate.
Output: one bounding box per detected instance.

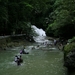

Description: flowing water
[0,26,67,75]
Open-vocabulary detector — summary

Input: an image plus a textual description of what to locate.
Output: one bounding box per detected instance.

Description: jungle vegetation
[0,0,75,39]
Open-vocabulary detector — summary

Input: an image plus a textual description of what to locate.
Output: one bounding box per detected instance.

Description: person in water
[19,55,23,63]
[20,48,29,54]
[14,55,23,66]
[14,55,18,62]
[54,39,57,46]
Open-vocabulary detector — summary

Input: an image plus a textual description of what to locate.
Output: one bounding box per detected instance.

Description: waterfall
[31,25,46,36]
[31,25,48,43]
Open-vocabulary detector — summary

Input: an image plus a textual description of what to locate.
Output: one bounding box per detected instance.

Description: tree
[46,0,75,39]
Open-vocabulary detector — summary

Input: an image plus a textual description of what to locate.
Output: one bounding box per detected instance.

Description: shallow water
[0,42,67,75]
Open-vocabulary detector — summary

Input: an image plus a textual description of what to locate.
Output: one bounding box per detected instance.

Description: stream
[0,26,67,75]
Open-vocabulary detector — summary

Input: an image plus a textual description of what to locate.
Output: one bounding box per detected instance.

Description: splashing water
[31,25,48,43]
[31,25,46,36]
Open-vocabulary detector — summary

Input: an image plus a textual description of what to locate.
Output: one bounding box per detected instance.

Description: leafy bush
[64,43,75,55]
[68,37,75,43]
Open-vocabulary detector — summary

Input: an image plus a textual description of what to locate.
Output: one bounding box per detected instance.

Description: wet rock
[64,49,75,70]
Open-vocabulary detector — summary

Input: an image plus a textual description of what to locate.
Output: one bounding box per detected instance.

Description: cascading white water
[31,25,46,36]
[31,25,48,43]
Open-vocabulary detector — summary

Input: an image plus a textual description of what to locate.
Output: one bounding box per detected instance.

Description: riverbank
[0,35,33,50]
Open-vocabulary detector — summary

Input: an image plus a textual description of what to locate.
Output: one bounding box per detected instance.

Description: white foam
[31,25,47,43]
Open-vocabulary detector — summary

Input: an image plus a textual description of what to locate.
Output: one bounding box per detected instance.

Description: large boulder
[64,49,75,70]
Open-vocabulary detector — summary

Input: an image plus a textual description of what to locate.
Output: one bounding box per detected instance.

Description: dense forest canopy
[0,0,75,39]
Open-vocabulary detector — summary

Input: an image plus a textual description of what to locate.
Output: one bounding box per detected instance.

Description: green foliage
[0,0,75,39]
[50,9,73,37]
[0,0,55,36]
[0,0,56,36]
[68,37,75,43]
[46,23,54,36]
[64,43,75,55]
[0,0,34,35]
[46,0,75,39]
